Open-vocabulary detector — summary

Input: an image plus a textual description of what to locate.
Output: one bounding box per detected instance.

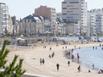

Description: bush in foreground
[0,40,25,77]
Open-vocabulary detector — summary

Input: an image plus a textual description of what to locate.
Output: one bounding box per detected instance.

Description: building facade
[0,3,9,35]
[19,15,44,36]
[88,9,103,36]
[35,6,56,22]
[62,0,88,35]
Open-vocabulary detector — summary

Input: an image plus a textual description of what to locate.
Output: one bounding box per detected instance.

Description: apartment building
[88,9,103,36]
[62,0,87,35]
[35,5,56,22]
[0,2,9,35]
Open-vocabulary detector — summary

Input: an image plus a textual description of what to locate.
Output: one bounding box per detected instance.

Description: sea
[73,46,103,70]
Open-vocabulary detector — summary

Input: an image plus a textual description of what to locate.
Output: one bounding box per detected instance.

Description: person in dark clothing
[77,65,81,72]
[40,58,45,65]
[67,61,70,66]
[71,54,74,61]
[92,64,94,70]
[52,52,55,58]
[50,47,52,50]
[93,46,94,50]
[77,53,80,63]
[42,58,45,64]
[40,58,42,65]
[56,64,60,71]
[88,70,91,73]
[49,54,51,58]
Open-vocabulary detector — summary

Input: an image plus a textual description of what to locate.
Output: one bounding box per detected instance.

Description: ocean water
[73,46,103,70]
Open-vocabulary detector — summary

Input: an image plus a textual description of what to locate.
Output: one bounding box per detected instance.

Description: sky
[0,0,103,19]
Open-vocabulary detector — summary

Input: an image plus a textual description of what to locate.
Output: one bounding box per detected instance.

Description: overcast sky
[0,0,103,19]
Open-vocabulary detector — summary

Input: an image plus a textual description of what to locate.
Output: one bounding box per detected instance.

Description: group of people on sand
[40,44,103,74]
[40,58,45,65]
[65,48,80,63]
[40,45,82,72]
[49,52,55,59]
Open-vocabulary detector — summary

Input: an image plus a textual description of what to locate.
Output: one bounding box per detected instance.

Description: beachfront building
[34,6,57,35]
[19,15,44,36]
[11,16,20,36]
[7,15,13,34]
[56,14,65,35]
[0,2,9,35]
[88,9,103,36]
[43,17,52,34]
[35,5,56,22]
[62,0,88,35]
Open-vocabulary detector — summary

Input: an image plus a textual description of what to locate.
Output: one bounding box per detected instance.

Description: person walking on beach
[42,58,45,64]
[40,58,45,65]
[92,64,94,70]
[65,46,67,49]
[52,52,55,58]
[71,54,74,62]
[68,51,71,59]
[50,47,52,50]
[77,53,80,63]
[49,54,51,58]
[67,61,70,66]
[62,47,64,49]
[40,58,42,65]
[56,63,60,71]
[77,65,81,72]
[93,46,94,50]
[88,69,91,73]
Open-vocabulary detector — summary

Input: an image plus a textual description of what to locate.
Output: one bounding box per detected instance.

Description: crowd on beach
[39,42,103,74]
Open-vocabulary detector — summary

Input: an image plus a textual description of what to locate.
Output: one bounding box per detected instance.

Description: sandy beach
[6,42,103,77]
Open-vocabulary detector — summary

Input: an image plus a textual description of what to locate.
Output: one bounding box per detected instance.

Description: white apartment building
[88,9,103,36]
[0,2,9,35]
[50,8,56,23]
[62,0,87,35]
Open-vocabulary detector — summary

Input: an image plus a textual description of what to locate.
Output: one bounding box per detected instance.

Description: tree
[0,40,25,77]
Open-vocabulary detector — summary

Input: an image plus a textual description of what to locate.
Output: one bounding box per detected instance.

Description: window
[69,2,79,3]
[62,2,67,4]
[63,13,67,15]
[63,8,67,9]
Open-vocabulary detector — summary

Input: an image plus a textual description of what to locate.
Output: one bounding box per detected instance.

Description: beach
[6,42,103,77]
